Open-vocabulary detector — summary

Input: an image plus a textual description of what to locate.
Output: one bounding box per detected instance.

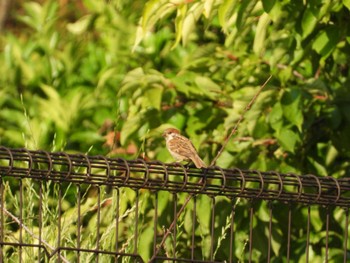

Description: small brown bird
[163,128,207,168]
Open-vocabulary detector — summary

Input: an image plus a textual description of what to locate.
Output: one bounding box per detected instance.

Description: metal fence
[0,146,349,262]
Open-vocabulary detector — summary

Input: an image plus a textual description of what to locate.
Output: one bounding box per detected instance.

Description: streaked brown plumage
[162,128,206,168]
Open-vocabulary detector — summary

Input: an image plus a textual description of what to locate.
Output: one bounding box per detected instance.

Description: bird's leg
[183,161,194,170]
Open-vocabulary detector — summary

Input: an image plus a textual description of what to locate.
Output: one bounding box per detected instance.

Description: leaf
[143,84,163,110]
[197,195,211,232]
[281,89,303,131]
[218,0,238,34]
[194,76,220,98]
[97,67,119,90]
[67,15,93,35]
[173,4,187,48]
[157,191,170,215]
[133,1,176,50]
[203,0,215,19]
[120,113,142,146]
[301,7,318,39]
[276,128,300,153]
[312,27,340,58]
[269,103,283,131]
[138,227,154,260]
[307,156,328,176]
[182,3,203,46]
[216,151,235,168]
[253,12,271,55]
[262,0,276,13]
[344,0,350,10]
[325,145,338,166]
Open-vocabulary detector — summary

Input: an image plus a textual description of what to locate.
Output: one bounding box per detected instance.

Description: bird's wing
[169,137,198,158]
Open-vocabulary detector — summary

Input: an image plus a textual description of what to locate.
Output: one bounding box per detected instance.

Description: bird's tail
[192,155,207,168]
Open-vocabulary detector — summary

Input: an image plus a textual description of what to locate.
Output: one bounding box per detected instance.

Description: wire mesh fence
[0,146,349,262]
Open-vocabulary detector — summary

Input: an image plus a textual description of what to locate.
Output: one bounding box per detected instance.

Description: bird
[162,128,207,168]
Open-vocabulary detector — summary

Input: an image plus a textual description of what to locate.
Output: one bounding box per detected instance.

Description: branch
[210,75,272,166]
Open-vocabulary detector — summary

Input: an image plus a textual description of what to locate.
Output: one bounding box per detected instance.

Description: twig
[149,192,192,262]
[151,75,272,261]
[210,75,272,166]
[1,205,70,263]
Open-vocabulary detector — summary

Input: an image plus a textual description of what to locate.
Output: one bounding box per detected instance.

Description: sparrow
[162,128,207,168]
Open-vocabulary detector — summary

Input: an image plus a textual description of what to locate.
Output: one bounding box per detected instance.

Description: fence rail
[0,146,349,262]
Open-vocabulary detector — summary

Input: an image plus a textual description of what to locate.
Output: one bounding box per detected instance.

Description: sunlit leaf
[143,84,163,110]
[281,89,303,131]
[218,0,238,34]
[173,4,187,48]
[67,15,93,35]
[301,7,318,39]
[253,12,271,55]
[312,27,340,58]
[344,0,350,10]
[276,128,300,153]
[182,3,203,46]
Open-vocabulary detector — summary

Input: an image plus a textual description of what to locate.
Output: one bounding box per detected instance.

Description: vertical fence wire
[210,196,215,261]
[305,205,311,263]
[153,191,158,257]
[248,202,254,263]
[173,193,177,260]
[58,183,62,263]
[229,198,236,263]
[287,204,292,263]
[325,206,330,262]
[134,190,139,255]
[0,178,3,263]
[38,180,43,263]
[115,187,120,262]
[77,184,81,263]
[19,179,23,263]
[191,195,196,260]
[267,202,272,263]
[96,186,101,263]
[344,208,349,263]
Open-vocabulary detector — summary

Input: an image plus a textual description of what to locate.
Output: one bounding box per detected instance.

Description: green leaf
[307,156,328,176]
[67,15,93,35]
[182,3,203,46]
[216,151,235,168]
[344,0,350,10]
[262,0,276,13]
[269,103,283,132]
[204,0,215,19]
[143,84,163,110]
[312,27,340,58]
[301,7,318,39]
[97,67,119,90]
[171,72,213,97]
[281,89,303,131]
[276,128,300,153]
[120,113,142,146]
[253,12,271,55]
[138,227,154,260]
[157,191,170,215]
[197,195,211,232]
[194,76,220,98]
[173,4,187,48]
[218,0,238,34]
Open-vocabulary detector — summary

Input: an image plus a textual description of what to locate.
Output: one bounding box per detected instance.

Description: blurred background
[1,0,350,176]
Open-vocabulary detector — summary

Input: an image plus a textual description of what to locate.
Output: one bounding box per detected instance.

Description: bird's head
[162,128,180,139]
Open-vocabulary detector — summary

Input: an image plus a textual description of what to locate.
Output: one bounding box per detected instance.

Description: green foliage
[1,0,350,262]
